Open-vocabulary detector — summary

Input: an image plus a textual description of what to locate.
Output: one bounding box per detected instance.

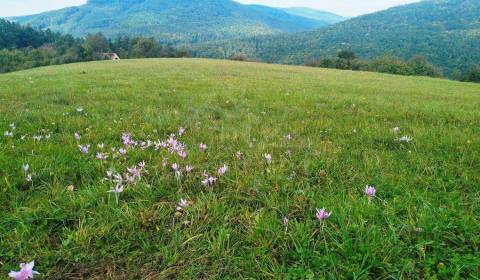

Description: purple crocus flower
[172,163,179,172]
[315,208,331,221]
[236,151,242,160]
[282,216,289,226]
[178,127,186,136]
[217,164,228,176]
[264,153,272,164]
[78,144,90,154]
[201,172,217,186]
[364,185,376,198]
[74,132,81,141]
[176,198,188,211]
[185,165,193,173]
[199,143,208,151]
[8,261,39,280]
[108,184,124,205]
[96,152,108,161]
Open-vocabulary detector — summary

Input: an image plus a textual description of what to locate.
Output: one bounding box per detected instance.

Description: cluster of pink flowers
[8,261,39,280]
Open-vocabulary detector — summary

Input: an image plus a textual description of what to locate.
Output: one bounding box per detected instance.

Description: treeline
[0,19,188,73]
[304,51,480,83]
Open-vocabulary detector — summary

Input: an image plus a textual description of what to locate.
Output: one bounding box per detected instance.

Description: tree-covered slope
[0,18,58,49]
[193,0,480,73]
[10,0,334,44]
[280,7,345,24]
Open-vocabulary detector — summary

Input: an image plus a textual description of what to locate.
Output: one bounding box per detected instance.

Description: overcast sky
[0,0,422,17]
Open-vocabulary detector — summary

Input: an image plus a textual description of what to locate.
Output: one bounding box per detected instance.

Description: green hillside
[193,0,480,73]
[1,59,479,278]
[11,0,332,44]
[280,7,346,24]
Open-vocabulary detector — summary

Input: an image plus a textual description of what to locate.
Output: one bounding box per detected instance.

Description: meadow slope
[0,59,479,279]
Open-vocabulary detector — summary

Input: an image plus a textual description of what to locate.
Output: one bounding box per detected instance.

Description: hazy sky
[0,0,422,17]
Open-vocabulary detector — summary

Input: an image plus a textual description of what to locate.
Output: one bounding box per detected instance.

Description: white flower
[398,136,413,143]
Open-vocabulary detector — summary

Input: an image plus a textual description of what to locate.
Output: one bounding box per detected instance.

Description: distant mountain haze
[11,0,344,44]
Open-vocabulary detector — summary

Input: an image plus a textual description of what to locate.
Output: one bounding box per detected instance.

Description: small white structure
[102,53,120,61]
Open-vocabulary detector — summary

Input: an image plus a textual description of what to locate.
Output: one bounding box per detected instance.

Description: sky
[0,0,422,18]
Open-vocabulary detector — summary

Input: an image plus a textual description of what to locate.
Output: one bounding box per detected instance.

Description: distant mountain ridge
[11,0,343,44]
[193,0,480,73]
[280,7,346,24]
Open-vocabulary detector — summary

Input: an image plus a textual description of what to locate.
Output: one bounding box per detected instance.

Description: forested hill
[193,0,480,73]
[11,0,342,44]
[0,19,59,49]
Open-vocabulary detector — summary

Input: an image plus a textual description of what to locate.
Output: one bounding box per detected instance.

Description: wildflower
[201,172,217,186]
[199,143,208,150]
[118,148,127,156]
[176,198,188,211]
[264,153,272,164]
[178,150,187,159]
[236,151,242,160]
[364,185,376,198]
[315,208,331,221]
[4,131,13,137]
[22,163,30,174]
[32,135,42,141]
[76,107,84,113]
[8,261,39,280]
[217,164,228,176]
[26,174,33,182]
[138,161,146,169]
[185,165,193,173]
[74,132,81,141]
[282,216,289,226]
[391,127,401,134]
[172,163,179,171]
[108,184,124,205]
[398,136,413,143]
[178,127,186,136]
[284,134,292,140]
[97,143,105,149]
[96,152,108,161]
[78,145,90,154]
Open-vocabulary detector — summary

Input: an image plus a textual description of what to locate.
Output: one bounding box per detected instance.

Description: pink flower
[178,150,187,159]
[178,127,186,136]
[315,208,331,221]
[201,172,217,186]
[236,151,242,160]
[74,132,81,141]
[171,163,179,171]
[264,153,272,164]
[217,164,228,176]
[199,143,208,151]
[96,152,108,161]
[185,165,193,173]
[108,184,124,205]
[78,144,90,154]
[176,198,188,211]
[8,261,39,280]
[364,185,376,198]
[118,148,127,156]
[282,216,289,226]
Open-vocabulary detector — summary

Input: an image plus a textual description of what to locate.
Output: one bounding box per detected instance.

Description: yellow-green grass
[0,58,479,279]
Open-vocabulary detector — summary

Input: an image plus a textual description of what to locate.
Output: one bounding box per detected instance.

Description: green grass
[0,58,479,279]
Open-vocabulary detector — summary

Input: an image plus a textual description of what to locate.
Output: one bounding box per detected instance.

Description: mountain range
[11,0,344,44]
[193,0,480,73]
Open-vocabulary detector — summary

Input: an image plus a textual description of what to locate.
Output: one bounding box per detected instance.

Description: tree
[84,33,109,57]
[463,65,480,83]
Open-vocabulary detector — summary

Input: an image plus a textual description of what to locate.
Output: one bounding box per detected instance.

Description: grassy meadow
[0,58,479,279]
